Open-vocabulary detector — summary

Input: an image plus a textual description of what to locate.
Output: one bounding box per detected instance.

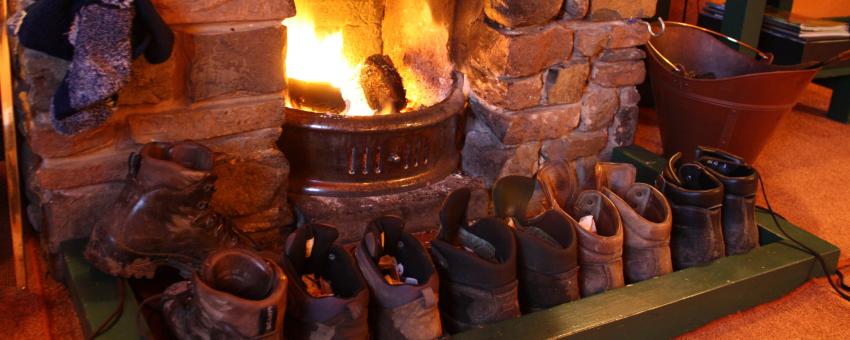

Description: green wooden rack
[59,145,840,339]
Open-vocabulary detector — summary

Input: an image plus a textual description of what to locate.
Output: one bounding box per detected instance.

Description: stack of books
[702,3,850,43]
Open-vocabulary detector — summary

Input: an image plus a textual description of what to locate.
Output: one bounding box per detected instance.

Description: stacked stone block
[456,0,653,186]
[14,0,296,253]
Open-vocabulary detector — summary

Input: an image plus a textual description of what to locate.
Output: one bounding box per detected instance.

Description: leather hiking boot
[572,190,625,296]
[657,152,725,269]
[84,142,258,278]
[596,162,673,283]
[696,146,760,256]
[493,176,580,312]
[537,160,580,212]
[355,216,442,340]
[430,188,520,333]
[279,224,369,340]
[160,248,287,340]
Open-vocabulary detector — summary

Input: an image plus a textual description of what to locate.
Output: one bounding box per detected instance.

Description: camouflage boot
[279,224,370,340]
[160,248,287,340]
[355,216,442,340]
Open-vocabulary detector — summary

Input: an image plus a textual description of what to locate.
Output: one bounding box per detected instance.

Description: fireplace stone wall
[13,0,296,253]
[12,0,653,255]
[455,0,654,187]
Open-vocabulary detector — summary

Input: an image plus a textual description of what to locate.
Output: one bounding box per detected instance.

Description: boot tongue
[492,176,536,226]
[596,162,637,197]
[438,188,471,246]
[538,161,580,212]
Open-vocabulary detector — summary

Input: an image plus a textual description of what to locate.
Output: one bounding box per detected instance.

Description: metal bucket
[646,21,820,163]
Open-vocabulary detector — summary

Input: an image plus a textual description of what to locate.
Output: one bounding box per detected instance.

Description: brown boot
[430,188,520,333]
[355,216,442,340]
[596,163,673,283]
[492,176,580,312]
[279,224,370,340]
[572,190,624,297]
[160,248,287,340]
[84,142,258,278]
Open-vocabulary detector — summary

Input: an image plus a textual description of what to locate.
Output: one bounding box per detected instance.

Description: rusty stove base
[289,173,489,244]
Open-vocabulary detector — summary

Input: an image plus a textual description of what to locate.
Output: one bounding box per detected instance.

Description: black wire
[88,278,127,339]
[758,172,850,301]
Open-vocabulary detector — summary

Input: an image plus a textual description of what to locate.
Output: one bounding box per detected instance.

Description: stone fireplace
[12,0,654,255]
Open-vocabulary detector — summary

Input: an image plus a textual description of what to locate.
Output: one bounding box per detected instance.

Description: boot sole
[84,226,195,279]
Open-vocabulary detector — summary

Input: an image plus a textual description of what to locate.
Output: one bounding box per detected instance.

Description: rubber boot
[84,142,258,278]
[279,224,370,340]
[492,176,580,312]
[161,248,287,340]
[656,152,725,269]
[696,146,760,255]
[572,190,624,296]
[596,162,673,283]
[354,216,442,340]
[430,188,520,333]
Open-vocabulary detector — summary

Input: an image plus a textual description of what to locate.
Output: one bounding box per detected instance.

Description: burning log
[359,54,407,114]
[287,78,347,114]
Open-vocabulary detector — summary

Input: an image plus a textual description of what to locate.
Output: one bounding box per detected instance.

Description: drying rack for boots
[57,145,840,339]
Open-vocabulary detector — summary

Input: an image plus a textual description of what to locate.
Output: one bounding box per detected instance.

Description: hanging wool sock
[51,0,134,135]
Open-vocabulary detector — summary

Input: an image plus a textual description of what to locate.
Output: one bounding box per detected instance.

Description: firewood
[359,54,407,113]
[287,78,347,114]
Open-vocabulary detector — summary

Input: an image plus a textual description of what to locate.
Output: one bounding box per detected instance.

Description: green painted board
[60,239,147,339]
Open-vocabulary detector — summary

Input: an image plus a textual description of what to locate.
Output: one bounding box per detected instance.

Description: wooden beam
[1,0,27,290]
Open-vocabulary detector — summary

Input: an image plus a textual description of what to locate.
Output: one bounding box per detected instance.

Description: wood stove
[280,75,465,197]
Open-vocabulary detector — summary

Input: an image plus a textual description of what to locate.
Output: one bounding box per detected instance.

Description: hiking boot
[696,146,760,255]
[279,224,370,340]
[84,142,258,278]
[493,176,580,312]
[160,248,287,340]
[430,188,520,333]
[355,216,442,340]
[572,190,625,296]
[596,162,673,283]
[657,152,725,269]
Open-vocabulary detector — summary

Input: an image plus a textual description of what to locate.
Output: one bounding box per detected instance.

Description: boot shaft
[572,190,624,296]
[162,249,287,340]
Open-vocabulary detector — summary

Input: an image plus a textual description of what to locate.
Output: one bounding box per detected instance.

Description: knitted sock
[51,0,133,135]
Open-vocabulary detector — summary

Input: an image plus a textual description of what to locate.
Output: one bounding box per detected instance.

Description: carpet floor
[1,84,848,339]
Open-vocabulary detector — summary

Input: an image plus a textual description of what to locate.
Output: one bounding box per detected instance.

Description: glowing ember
[283,16,374,116]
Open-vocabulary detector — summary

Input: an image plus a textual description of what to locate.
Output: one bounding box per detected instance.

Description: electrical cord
[758,172,850,301]
[88,278,126,339]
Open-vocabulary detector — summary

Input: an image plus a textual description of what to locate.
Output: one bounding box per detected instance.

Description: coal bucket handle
[647,19,774,74]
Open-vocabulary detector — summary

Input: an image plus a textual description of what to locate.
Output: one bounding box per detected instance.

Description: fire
[283,16,374,116]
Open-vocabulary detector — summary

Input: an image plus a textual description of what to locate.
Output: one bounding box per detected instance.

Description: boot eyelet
[398,241,404,248]
[328,253,336,261]
[197,201,209,210]
[203,183,215,192]
[586,200,593,205]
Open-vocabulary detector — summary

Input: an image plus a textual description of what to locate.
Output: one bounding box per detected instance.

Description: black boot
[355,216,443,340]
[430,188,520,333]
[697,146,760,255]
[493,176,580,312]
[279,224,370,340]
[657,153,726,269]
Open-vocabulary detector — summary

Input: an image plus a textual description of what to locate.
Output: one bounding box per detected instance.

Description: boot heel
[84,227,160,279]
